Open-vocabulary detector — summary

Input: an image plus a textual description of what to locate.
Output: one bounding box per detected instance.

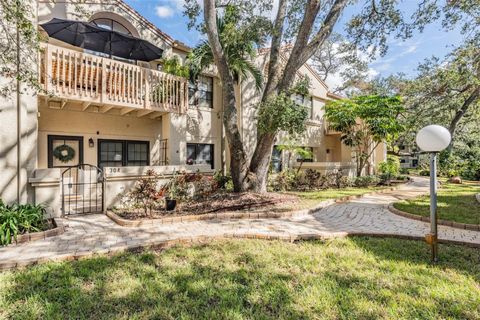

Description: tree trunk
[249,132,276,192]
[204,0,250,192]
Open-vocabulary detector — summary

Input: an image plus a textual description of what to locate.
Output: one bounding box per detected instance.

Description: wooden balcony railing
[39,43,188,114]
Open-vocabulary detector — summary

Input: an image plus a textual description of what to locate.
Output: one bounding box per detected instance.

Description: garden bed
[113,192,300,221]
[10,219,65,244]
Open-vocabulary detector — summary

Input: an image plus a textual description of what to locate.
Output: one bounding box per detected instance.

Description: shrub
[269,170,296,191]
[379,156,400,185]
[399,168,410,175]
[213,171,231,190]
[396,175,409,181]
[128,169,163,216]
[419,169,430,176]
[354,175,380,187]
[0,200,47,245]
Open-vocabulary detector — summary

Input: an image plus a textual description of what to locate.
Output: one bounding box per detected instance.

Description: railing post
[144,68,150,109]
[44,44,50,93]
[101,58,107,104]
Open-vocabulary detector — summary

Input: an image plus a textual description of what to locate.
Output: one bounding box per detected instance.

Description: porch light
[415,125,451,263]
[88,138,94,148]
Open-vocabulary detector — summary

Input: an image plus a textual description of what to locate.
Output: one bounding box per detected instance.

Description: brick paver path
[1,177,479,268]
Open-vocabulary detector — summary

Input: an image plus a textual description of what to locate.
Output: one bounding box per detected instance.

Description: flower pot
[165,199,177,211]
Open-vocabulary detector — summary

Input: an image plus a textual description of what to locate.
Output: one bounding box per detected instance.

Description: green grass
[1,238,479,319]
[394,181,480,225]
[288,186,386,207]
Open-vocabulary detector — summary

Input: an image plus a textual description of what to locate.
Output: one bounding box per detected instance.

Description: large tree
[184,0,479,192]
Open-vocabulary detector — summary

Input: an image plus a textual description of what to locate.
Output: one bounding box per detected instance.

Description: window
[292,94,313,119]
[186,143,214,169]
[296,147,314,162]
[189,76,213,108]
[91,18,132,35]
[98,140,149,169]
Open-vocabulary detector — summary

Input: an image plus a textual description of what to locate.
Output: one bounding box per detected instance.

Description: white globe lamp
[416,125,451,152]
[415,125,451,263]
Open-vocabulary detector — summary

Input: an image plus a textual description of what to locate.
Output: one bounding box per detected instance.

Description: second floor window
[292,94,313,119]
[91,18,132,35]
[189,76,213,108]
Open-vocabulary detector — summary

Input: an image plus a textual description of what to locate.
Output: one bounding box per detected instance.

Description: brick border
[9,218,66,245]
[2,229,478,271]
[388,203,480,231]
[106,185,403,227]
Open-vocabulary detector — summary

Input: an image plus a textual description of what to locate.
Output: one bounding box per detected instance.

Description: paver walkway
[1,177,479,269]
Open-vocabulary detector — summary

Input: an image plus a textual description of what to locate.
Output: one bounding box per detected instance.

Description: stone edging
[476,193,480,204]
[10,218,66,245]
[106,185,402,227]
[2,229,478,271]
[388,204,480,231]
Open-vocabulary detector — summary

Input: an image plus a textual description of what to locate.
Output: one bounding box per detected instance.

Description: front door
[48,135,84,168]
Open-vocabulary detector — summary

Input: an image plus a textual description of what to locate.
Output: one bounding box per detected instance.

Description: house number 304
[109,168,121,173]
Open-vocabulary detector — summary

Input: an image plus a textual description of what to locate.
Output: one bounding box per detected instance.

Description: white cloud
[155,5,175,18]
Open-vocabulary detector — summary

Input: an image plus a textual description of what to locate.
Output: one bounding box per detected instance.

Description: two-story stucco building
[0,0,386,217]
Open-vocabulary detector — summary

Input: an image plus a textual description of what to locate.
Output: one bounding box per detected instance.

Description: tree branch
[262,0,288,99]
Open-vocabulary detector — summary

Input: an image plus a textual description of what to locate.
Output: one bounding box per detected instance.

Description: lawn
[1,238,479,319]
[393,180,480,225]
[289,186,388,208]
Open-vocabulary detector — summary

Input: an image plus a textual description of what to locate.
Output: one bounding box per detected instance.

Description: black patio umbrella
[40,18,163,61]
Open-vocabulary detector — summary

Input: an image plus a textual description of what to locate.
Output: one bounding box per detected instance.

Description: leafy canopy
[325,95,405,145]
[187,5,265,89]
[258,76,311,135]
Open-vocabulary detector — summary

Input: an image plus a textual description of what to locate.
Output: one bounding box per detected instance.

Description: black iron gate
[62,164,104,216]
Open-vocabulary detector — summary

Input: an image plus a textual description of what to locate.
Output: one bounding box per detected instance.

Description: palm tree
[187,5,264,90]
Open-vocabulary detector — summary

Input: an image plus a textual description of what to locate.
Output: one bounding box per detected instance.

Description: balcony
[39,43,188,114]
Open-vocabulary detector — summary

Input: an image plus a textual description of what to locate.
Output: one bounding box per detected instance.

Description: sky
[124,0,465,87]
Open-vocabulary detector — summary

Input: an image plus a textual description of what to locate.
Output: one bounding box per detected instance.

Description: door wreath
[53,144,75,163]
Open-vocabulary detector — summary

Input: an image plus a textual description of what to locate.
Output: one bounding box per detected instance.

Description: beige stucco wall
[0,0,38,204]
[37,102,164,168]
[185,77,223,170]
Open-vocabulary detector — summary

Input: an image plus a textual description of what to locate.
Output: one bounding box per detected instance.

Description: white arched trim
[89,12,140,37]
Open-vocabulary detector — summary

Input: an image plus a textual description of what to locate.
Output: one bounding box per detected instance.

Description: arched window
[91,18,132,35]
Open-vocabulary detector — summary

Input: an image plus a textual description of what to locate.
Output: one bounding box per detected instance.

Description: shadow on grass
[1,245,306,320]
[349,236,480,282]
[395,192,480,225]
[2,238,479,319]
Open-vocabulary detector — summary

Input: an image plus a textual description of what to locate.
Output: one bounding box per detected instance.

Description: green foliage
[127,169,163,216]
[257,92,308,135]
[187,5,265,89]
[325,95,405,176]
[0,200,47,245]
[354,175,380,188]
[419,169,430,176]
[378,155,401,184]
[258,78,312,135]
[161,56,189,78]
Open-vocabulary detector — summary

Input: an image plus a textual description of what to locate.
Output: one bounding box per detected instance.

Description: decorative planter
[165,199,177,211]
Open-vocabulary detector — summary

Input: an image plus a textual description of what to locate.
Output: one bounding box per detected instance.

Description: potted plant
[163,172,186,211]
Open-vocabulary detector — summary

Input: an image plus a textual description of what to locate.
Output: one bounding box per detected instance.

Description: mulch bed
[114,192,299,220]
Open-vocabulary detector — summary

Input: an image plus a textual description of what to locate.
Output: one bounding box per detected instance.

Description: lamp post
[415,125,451,263]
